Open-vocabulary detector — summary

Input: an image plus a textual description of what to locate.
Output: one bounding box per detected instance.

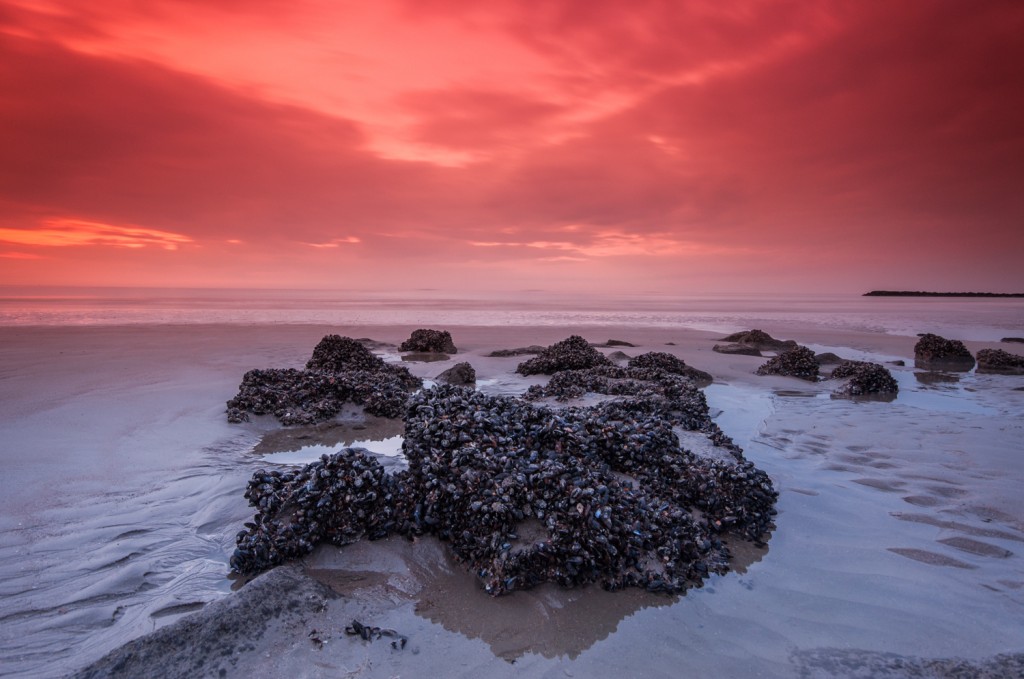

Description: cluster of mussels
[755,345,820,382]
[829,360,899,396]
[913,333,975,370]
[230,336,778,596]
[226,335,422,424]
[976,348,1024,375]
[400,328,458,354]
[515,335,613,375]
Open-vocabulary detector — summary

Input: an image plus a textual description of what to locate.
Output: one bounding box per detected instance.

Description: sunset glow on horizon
[2,1,1022,294]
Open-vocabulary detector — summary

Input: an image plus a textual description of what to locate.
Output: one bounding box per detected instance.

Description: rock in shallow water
[755,346,820,382]
[914,333,975,370]
[225,335,421,424]
[976,348,1024,374]
[399,328,458,354]
[436,361,476,385]
[230,338,778,597]
[516,335,613,375]
[829,360,899,397]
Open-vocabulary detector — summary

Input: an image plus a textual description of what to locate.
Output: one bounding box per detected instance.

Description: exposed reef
[229,336,778,597]
[976,348,1024,375]
[719,329,797,351]
[437,361,477,385]
[226,335,421,424]
[515,335,614,376]
[755,346,820,382]
[914,333,975,371]
[399,329,458,354]
[829,361,899,397]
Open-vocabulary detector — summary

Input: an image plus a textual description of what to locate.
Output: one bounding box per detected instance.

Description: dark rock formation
[719,329,797,351]
[487,346,545,357]
[516,336,613,376]
[400,329,457,354]
[627,351,712,386]
[230,360,778,596]
[607,350,631,361]
[712,343,762,356]
[602,339,635,347]
[755,346,819,382]
[976,349,1024,375]
[830,361,899,396]
[815,352,845,365]
[436,361,477,385]
[226,335,421,424]
[1001,337,1024,344]
[914,333,975,371]
[71,565,333,679]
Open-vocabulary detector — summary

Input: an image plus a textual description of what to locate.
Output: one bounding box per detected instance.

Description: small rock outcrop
[400,329,457,354]
[976,349,1024,375]
[516,336,613,375]
[627,352,712,386]
[719,329,797,351]
[830,361,899,396]
[226,335,421,424]
[815,352,845,365]
[487,346,545,357]
[914,333,975,370]
[436,361,477,385]
[1002,337,1024,344]
[712,343,762,356]
[755,346,819,382]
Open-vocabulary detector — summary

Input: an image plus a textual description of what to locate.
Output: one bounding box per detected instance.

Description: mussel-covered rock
[487,346,545,357]
[516,336,613,375]
[830,360,899,396]
[719,329,797,351]
[914,333,975,371]
[400,329,457,354]
[231,450,398,574]
[400,385,776,595]
[755,346,819,382]
[436,361,476,385]
[230,376,778,596]
[976,348,1024,375]
[226,335,422,424]
[712,343,762,356]
[627,352,712,386]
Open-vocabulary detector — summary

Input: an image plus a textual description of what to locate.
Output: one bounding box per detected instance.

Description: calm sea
[0,287,1021,341]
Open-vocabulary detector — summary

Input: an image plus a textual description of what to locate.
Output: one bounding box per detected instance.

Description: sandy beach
[1,320,1023,678]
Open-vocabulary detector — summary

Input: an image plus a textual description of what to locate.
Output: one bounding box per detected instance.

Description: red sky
[1,1,1023,294]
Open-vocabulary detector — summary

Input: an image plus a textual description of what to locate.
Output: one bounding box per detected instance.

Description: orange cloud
[0,218,193,250]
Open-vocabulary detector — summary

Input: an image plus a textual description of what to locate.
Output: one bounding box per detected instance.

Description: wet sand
[1,323,1023,677]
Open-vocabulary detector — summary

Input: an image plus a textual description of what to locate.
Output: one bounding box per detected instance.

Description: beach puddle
[260,435,406,465]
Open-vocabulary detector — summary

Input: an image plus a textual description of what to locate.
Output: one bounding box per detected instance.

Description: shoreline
[1,321,1022,677]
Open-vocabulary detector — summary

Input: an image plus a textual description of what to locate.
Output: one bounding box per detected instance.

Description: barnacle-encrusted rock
[516,336,613,375]
[755,346,819,382]
[914,333,975,370]
[226,335,421,424]
[436,361,476,385]
[230,348,778,596]
[976,348,1024,375]
[400,329,457,354]
[830,360,899,396]
[719,329,797,351]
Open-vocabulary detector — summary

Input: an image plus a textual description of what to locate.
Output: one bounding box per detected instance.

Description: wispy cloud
[301,236,362,248]
[0,218,193,250]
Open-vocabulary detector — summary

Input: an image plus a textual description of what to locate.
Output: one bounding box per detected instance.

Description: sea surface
[1,286,1021,340]
[0,289,1022,677]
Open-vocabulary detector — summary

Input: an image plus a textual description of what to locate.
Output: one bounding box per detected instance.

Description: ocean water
[1,290,1022,677]
[1,286,1021,340]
